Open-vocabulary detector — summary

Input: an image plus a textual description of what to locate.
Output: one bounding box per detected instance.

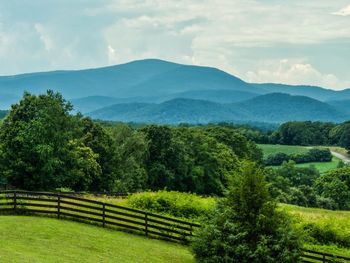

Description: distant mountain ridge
[88,93,348,124]
[0,59,349,123]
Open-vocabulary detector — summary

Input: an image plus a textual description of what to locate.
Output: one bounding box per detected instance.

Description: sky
[0,0,349,90]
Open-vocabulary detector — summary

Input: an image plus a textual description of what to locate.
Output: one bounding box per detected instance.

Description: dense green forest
[1,91,350,212]
[0,91,260,195]
[237,121,350,151]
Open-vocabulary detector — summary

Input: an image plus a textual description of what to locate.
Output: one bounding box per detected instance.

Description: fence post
[102,203,106,228]
[145,212,148,236]
[322,254,326,263]
[57,193,61,219]
[13,191,17,212]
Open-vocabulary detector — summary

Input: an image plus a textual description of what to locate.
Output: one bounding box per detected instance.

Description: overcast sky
[0,0,349,90]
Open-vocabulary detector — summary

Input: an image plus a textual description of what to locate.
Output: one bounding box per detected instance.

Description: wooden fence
[0,190,349,262]
[302,249,350,263]
[0,190,199,242]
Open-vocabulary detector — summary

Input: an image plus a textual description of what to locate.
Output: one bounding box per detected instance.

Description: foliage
[0,92,262,195]
[128,191,215,219]
[314,167,350,210]
[0,91,81,190]
[0,92,148,192]
[192,162,301,263]
[141,125,241,195]
[339,123,350,152]
[276,121,334,146]
[201,125,263,163]
[108,123,148,192]
[281,204,350,255]
[265,148,332,166]
[266,162,321,208]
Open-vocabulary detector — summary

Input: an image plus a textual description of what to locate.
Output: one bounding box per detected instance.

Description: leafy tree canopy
[192,162,301,263]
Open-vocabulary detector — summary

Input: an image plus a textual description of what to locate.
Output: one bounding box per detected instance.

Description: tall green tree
[79,118,117,191]
[109,124,148,192]
[339,123,350,153]
[314,167,350,210]
[192,162,301,263]
[0,91,101,191]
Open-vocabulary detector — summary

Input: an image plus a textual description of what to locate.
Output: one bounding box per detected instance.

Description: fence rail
[0,190,199,242]
[302,249,350,263]
[1,190,349,261]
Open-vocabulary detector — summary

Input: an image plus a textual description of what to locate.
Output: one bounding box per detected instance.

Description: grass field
[258,144,311,157]
[280,204,350,257]
[293,157,341,173]
[0,216,194,263]
[87,193,350,257]
[258,144,342,173]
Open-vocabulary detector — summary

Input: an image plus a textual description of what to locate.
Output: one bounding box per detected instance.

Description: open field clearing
[258,144,343,173]
[258,144,311,157]
[293,156,341,173]
[0,216,194,263]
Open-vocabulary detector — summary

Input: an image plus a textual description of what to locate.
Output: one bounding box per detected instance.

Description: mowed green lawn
[258,144,341,173]
[258,144,310,157]
[293,157,341,173]
[0,216,194,263]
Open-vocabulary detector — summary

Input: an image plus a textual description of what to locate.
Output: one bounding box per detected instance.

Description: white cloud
[246,59,350,90]
[34,23,54,51]
[107,45,118,63]
[1,1,350,89]
[332,5,350,16]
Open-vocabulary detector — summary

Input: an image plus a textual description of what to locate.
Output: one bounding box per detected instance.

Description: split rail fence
[0,190,349,262]
[0,190,199,242]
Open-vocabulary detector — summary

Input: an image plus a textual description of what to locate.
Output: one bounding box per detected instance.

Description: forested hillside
[2,91,350,261]
[88,94,348,123]
[1,59,349,125]
[0,91,260,195]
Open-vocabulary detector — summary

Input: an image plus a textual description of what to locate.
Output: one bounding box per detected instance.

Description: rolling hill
[88,93,348,124]
[1,59,349,123]
[0,59,259,109]
[0,216,193,263]
[327,99,350,116]
[89,98,245,124]
[233,93,346,123]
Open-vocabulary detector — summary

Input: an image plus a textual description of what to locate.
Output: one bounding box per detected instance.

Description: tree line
[1,91,349,211]
[232,121,350,152]
[0,91,261,195]
[267,161,350,210]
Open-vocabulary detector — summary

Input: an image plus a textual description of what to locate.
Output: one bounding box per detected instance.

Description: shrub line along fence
[0,190,349,262]
[0,190,200,242]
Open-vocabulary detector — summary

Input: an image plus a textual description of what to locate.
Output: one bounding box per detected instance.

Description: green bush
[301,223,350,248]
[265,148,332,166]
[128,191,215,219]
[192,162,301,263]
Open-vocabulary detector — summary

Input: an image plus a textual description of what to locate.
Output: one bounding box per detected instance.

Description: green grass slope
[0,216,194,263]
[281,204,350,257]
[293,157,341,173]
[258,144,310,157]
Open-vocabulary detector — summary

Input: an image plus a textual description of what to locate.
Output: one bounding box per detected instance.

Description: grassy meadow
[258,144,342,173]
[258,144,311,157]
[280,204,350,256]
[1,192,350,260]
[87,193,350,257]
[0,216,194,263]
[293,157,341,173]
